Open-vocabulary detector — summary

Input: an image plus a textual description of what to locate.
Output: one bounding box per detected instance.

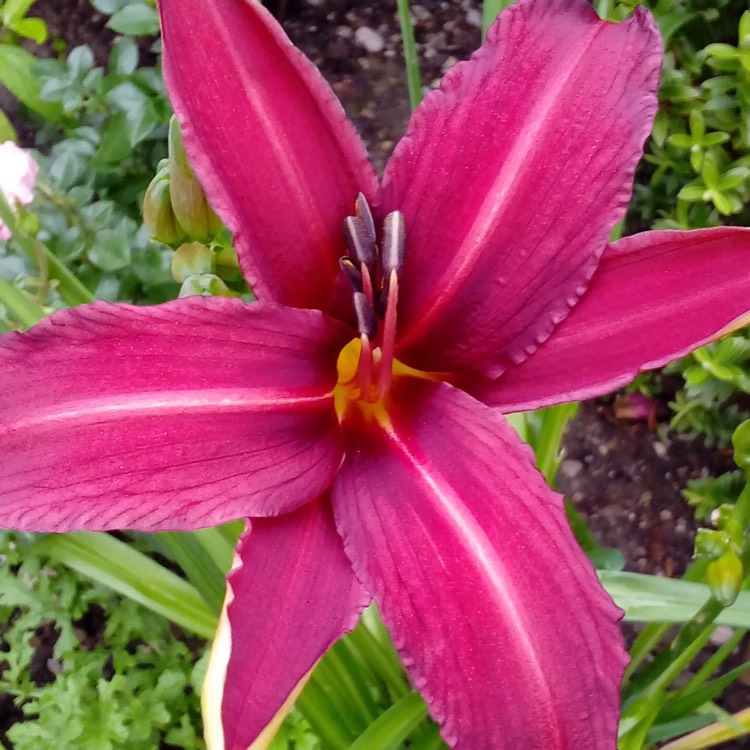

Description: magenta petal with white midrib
[159,0,378,313]
[211,499,369,750]
[475,227,750,412]
[332,377,626,750]
[0,298,348,531]
[381,0,662,378]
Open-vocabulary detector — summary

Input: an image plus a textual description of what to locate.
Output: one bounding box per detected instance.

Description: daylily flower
[1,0,750,748]
[0,141,38,241]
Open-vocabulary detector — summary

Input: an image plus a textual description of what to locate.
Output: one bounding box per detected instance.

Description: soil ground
[1,0,749,746]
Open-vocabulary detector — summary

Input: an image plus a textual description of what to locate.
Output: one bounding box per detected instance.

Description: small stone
[466,8,483,27]
[355,26,385,53]
[411,4,431,23]
[653,441,668,458]
[560,459,583,479]
[709,626,735,646]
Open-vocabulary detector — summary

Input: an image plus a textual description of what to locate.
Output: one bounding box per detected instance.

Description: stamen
[353,291,376,339]
[343,215,376,272]
[339,257,363,292]
[355,192,376,250]
[360,262,374,305]
[381,210,406,279]
[377,269,399,401]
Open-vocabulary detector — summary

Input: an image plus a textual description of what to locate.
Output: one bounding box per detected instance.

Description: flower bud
[168,116,222,241]
[179,273,236,298]
[707,551,743,606]
[143,164,184,245]
[171,242,215,283]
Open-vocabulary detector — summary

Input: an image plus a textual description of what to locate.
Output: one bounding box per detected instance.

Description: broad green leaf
[600,570,750,627]
[0,44,63,122]
[107,3,159,36]
[34,531,216,639]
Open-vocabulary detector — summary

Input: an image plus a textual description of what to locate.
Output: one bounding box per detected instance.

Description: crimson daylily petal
[332,378,626,749]
[0,298,348,531]
[203,499,369,750]
[380,0,661,377]
[474,227,750,412]
[159,0,378,312]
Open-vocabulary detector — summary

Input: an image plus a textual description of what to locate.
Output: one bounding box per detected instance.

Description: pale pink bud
[0,141,38,241]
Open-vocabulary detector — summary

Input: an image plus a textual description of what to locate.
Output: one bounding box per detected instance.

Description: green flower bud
[179,273,236,298]
[707,551,743,606]
[143,169,184,245]
[168,116,222,241]
[694,527,730,561]
[171,242,215,283]
[214,244,243,283]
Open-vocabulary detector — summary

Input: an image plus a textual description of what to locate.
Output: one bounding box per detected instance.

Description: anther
[342,215,376,271]
[355,193,376,250]
[381,210,406,279]
[339,257,363,292]
[353,291,377,339]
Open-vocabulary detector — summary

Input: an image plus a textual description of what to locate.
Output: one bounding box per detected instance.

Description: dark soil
[2,0,749,747]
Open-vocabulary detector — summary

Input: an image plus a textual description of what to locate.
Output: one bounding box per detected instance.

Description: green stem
[0,276,44,328]
[347,692,429,750]
[621,598,727,747]
[0,190,93,307]
[624,622,671,685]
[631,598,726,696]
[684,628,746,692]
[396,0,422,109]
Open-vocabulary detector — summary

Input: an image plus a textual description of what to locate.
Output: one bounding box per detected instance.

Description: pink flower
[0,141,38,241]
[1,0,750,748]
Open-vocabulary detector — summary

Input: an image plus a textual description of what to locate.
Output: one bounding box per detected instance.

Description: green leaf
[106,3,159,36]
[34,531,216,639]
[67,45,95,77]
[109,36,139,75]
[347,693,429,750]
[91,0,129,12]
[0,107,17,142]
[677,184,706,202]
[95,112,134,163]
[2,0,37,24]
[88,227,132,271]
[9,16,48,44]
[0,44,64,122]
[600,570,750,627]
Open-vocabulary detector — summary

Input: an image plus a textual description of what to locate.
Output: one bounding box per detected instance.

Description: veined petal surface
[332,377,626,749]
[381,0,661,377]
[0,298,348,531]
[204,500,369,750]
[159,0,378,312]
[475,227,750,411]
